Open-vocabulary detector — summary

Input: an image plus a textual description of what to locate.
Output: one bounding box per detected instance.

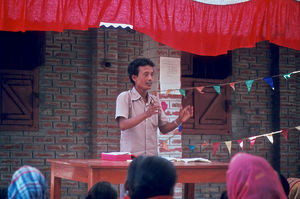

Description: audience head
[226,153,287,199]
[220,190,228,199]
[278,173,290,197]
[86,181,117,199]
[8,165,48,199]
[125,156,177,199]
[287,177,300,199]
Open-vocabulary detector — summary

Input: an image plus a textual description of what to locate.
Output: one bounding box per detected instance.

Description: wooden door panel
[0,69,38,131]
[181,77,231,135]
[194,80,231,134]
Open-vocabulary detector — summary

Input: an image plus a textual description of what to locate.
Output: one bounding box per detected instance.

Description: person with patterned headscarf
[8,165,48,199]
[226,153,287,199]
[287,177,300,199]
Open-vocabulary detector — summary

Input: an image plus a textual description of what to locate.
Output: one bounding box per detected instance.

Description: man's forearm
[118,113,149,131]
[159,118,181,134]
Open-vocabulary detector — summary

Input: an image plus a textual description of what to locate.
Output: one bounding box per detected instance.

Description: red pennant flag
[229,82,236,91]
[213,142,220,155]
[237,139,244,150]
[201,140,209,148]
[196,87,205,94]
[166,89,173,95]
[281,129,288,142]
[249,137,256,148]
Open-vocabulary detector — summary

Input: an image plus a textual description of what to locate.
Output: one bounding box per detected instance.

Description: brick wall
[182,41,300,198]
[0,28,299,199]
[0,28,144,198]
[143,34,184,199]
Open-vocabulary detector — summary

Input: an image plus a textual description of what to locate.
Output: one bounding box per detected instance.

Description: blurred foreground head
[227,153,287,199]
[125,156,177,199]
[8,165,48,199]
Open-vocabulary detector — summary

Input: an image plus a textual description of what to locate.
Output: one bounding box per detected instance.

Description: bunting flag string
[158,70,300,154]
[152,70,300,96]
[161,125,300,155]
[186,126,299,154]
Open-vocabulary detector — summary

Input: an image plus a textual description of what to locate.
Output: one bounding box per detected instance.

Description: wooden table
[47,159,228,199]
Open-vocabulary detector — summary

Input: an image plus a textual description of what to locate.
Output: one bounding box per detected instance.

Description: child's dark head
[125,156,177,199]
[86,181,117,199]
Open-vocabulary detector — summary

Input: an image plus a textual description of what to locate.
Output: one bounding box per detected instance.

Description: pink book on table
[101,152,135,161]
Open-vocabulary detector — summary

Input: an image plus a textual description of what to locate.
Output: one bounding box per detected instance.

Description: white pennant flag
[296,126,300,131]
[225,141,232,154]
[237,139,243,150]
[266,134,274,144]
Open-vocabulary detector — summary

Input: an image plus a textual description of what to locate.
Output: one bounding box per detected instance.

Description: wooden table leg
[51,167,61,199]
[184,183,195,199]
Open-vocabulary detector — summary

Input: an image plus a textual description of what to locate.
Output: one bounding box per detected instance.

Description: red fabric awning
[1,0,299,55]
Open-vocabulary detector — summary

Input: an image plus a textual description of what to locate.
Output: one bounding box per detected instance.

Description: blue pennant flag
[263,77,274,90]
[283,73,292,80]
[245,80,254,92]
[178,124,182,132]
[213,85,221,95]
[188,145,195,153]
[179,88,186,97]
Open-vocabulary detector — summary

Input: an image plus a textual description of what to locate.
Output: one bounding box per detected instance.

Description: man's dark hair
[126,156,177,199]
[86,181,117,199]
[128,58,154,85]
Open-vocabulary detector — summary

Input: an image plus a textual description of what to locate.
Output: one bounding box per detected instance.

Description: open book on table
[163,157,211,163]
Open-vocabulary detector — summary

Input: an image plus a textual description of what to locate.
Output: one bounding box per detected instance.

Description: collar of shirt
[131,87,153,105]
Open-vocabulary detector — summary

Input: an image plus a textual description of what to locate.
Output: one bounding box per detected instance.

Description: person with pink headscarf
[226,153,287,199]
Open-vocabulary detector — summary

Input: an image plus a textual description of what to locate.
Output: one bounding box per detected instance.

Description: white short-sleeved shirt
[115,87,168,156]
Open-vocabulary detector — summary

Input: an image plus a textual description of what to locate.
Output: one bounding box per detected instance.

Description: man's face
[132,65,154,91]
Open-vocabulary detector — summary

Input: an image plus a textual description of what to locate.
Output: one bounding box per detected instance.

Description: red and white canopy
[1,0,299,55]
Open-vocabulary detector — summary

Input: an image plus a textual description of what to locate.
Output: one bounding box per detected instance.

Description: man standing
[115,58,193,156]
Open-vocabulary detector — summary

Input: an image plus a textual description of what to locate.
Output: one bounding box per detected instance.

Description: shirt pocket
[150,114,158,127]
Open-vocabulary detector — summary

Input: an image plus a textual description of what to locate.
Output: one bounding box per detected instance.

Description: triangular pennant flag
[225,141,232,154]
[201,140,209,148]
[245,80,254,92]
[249,137,256,148]
[160,141,169,151]
[179,88,186,97]
[213,142,220,155]
[213,85,221,95]
[296,126,300,131]
[266,134,274,144]
[153,91,157,96]
[166,89,173,95]
[178,125,182,132]
[263,77,274,90]
[161,101,168,111]
[237,139,244,150]
[281,130,288,142]
[283,73,292,80]
[229,83,236,91]
[196,86,205,94]
[188,145,195,153]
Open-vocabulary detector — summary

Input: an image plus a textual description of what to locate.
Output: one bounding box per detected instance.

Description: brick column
[143,35,183,199]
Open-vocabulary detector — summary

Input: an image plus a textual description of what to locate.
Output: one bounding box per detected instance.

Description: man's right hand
[146,103,161,117]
